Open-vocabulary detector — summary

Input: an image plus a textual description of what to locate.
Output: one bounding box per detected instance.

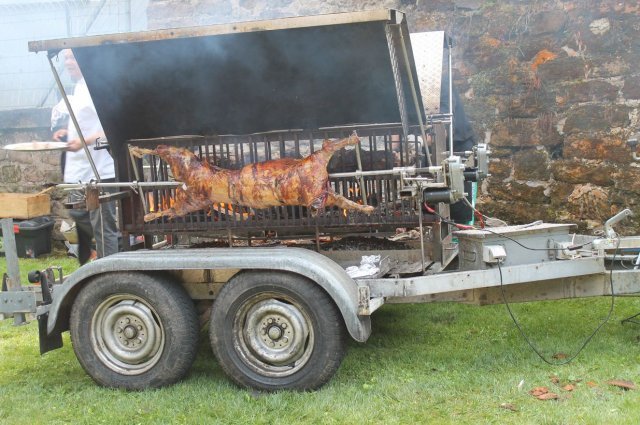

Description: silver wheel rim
[233,293,314,378]
[91,294,165,375]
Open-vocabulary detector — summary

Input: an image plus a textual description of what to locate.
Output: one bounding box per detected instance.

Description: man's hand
[53,128,68,142]
[66,138,83,152]
[62,131,106,152]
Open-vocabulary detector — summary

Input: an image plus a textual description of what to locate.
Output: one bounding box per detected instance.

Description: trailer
[2,9,639,391]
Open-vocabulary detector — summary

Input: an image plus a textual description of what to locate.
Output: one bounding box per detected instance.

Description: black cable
[481,227,592,252]
[498,239,619,365]
[426,201,592,252]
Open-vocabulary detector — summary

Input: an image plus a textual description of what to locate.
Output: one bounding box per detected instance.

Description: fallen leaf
[537,392,559,400]
[529,386,559,400]
[607,380,636,390]
[499,403,518,412]
[529,387,549,397]
[531,49,558,71]
[563,384,575,391]
[550,375,560,384]
[552,352,568,360]
[586,381,598,388]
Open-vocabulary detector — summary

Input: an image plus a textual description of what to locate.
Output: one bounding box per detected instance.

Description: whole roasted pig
[130,134,375,222]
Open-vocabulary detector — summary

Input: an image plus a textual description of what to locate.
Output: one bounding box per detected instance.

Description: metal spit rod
[447,36,454,158]
[354,141,368,206]
[329,165,442,179]
[48,51,110,257]
[57,181,182,190]
[47,53,101,182]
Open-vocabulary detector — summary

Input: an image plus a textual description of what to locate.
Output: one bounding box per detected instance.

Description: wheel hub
[93,297,164,375]
[267,325,283,341]
[243,299,310,366]
[117,319,146,347]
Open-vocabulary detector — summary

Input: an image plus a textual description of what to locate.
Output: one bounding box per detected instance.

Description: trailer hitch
[603,209,634,239]
[593,209,639,251]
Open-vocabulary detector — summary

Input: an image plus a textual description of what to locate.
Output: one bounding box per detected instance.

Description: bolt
[116,327,123,333]
[137,338,143,344]
[123,326,137,339]
[281,323,287,329]
[125,318,131,324]
[268,326,282,340]
[137,325,143,331]
[282,337,288,343]
[123,340,129,346]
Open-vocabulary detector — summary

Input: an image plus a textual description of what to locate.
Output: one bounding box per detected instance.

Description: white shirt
[62,78,116,183]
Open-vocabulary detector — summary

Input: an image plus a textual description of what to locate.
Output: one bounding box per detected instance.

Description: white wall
[0,0,148,111]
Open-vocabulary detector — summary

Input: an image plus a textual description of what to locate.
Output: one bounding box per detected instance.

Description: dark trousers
[68,183,119,265]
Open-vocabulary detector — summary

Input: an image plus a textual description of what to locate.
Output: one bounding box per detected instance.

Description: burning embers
[130,134,375,222]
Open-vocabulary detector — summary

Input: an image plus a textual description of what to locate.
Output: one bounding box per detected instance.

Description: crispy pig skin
[130,134,375,221]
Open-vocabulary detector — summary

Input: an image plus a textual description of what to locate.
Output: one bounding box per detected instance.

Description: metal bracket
[445,156,466,203]
[0,291,37,316]
[357,286,385,315]
[474,143,490,180]
[628,136,639,161]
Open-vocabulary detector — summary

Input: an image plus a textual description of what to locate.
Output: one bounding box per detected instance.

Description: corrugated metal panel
[410,31,445,114]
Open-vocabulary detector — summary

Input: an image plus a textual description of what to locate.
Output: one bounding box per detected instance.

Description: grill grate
[122,125,431,239]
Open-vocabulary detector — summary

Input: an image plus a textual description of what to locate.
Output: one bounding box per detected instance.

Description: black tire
[210,271,347,391]
[69,272,199,390]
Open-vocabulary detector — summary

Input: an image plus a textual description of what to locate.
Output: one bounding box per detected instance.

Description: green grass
[1,255,640,424]
[0,249,80,286]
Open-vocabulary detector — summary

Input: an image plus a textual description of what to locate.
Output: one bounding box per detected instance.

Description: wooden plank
[0,193,51,219]
[29,9,397,52]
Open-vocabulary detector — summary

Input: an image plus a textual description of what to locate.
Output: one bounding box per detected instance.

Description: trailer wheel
[210,271,347,391]
[69,272,198,389]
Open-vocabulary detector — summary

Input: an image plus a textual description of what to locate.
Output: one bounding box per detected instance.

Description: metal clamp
[474,143,490,179]
[445,156,466,203]
[628,136,639,161]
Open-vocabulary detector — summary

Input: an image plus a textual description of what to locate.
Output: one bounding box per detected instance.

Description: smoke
[75,15,413,149]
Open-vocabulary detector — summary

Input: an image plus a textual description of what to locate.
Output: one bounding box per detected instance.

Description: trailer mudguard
[47,247,371,342]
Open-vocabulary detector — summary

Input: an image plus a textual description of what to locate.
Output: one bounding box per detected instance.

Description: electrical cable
[459,199,592,251]
[480,227,592,252]
[423,201,592,252]
[497,238,619,365]
[428,193,622,363]
[462,197,506,227]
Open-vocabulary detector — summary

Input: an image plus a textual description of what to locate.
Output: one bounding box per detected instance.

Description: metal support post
[1,218,27,325]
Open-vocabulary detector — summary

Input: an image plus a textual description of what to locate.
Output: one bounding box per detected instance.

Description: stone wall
[147,0,640,234]
[0,109,61,192]
[0,108,67,232]
[1,1,637,236]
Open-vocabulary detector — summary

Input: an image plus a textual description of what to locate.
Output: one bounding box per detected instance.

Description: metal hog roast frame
[2,9,639,391]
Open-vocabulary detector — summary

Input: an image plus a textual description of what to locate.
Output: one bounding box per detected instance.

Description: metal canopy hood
[29,9,424,145]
